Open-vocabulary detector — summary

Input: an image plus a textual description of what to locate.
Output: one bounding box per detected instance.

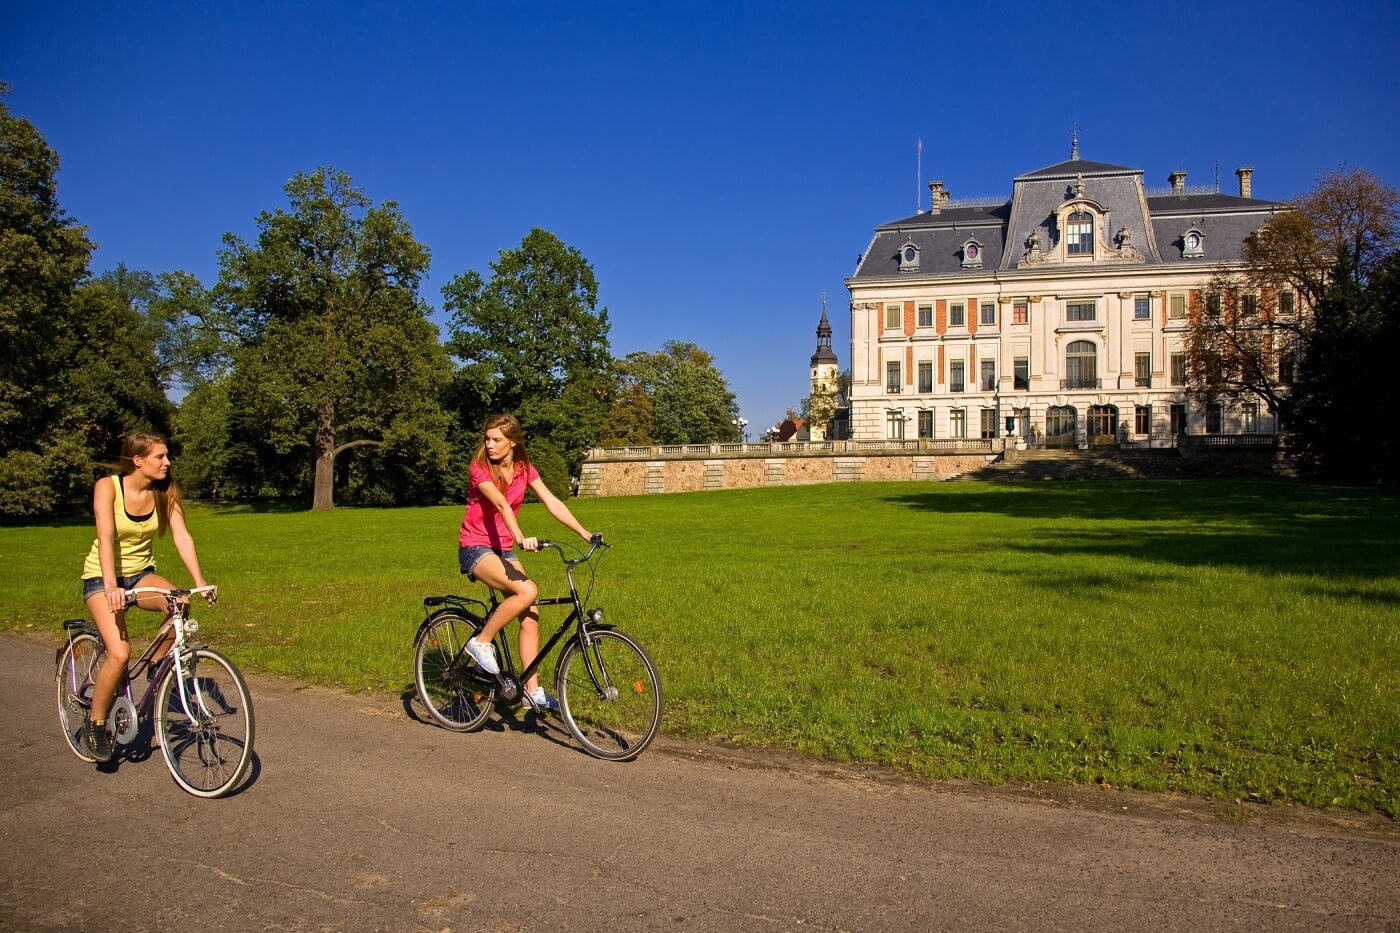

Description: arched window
[1045,405,1076,440]
[1067,211,1094,255]
[1064,340,1098,389]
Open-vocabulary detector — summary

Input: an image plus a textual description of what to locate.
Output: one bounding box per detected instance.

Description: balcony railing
[1059,378,1102,390]
[585,438,996,461]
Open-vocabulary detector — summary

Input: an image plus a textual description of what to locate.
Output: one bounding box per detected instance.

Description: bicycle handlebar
[536,535,609,565]
[127,584,219,604]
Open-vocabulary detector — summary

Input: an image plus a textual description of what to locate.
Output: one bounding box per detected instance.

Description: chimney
[927,180,950,213]
[1168,171,1187,195]
[1235,166,1254,198]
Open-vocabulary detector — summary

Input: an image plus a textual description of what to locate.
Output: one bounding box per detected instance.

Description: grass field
[3,478,1396,815]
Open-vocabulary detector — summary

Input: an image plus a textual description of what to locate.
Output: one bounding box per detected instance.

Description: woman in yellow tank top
[79,432,213,762]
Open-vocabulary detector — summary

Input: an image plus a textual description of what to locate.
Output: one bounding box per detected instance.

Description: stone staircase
[948,447,1272,482]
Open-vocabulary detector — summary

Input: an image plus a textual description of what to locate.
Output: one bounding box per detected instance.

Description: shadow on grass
[884,478,1400,581]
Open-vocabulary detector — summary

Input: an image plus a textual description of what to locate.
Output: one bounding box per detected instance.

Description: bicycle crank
[110,696,139,744]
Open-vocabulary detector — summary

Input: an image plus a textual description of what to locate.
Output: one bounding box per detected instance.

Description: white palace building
[844,144,1288,446]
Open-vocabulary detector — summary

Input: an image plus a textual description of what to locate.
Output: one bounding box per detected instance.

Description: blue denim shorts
[82,566,155,603]
[458,545,517,581]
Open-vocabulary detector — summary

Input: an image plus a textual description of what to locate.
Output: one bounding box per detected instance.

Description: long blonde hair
[119,432,181,536]
[471,414,531,490]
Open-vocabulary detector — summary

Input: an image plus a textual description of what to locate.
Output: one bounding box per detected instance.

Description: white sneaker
[524,686,558,712]
[464,638,499,675]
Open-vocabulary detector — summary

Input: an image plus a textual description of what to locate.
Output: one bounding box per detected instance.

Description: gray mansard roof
[851,155,1287,280]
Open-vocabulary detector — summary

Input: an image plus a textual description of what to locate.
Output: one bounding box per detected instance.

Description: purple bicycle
[55,584,255,798]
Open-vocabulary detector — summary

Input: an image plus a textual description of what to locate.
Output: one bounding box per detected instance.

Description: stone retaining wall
[578,451,994,497]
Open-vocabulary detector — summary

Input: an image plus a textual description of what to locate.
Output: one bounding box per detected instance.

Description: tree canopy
[599,341,740,445]
[0,87,172,515]
[444,228,612,474]
[189,167,455,508]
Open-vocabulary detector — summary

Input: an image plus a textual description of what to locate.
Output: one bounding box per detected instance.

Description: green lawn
[4,478,1396,815]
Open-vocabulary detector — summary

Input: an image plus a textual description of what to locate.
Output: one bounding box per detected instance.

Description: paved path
[2,632,1396,932]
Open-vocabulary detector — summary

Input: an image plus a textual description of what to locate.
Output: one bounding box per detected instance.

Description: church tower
[808,299,839,442]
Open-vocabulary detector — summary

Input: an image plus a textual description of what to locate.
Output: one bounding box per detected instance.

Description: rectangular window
[1278,349,1296,384]
[1242,402,1259,433]
[917,303,933,328]
[979,408,998,439]
[1067,212,1094,255]
[980,302,996,326]
[1013,357,1029,391]
[1135,404,1151,436]
[1241,293,1259,318]
[917,361,933,393]
[980,359,996,392]
[1206,404,1223,434]
[1135,352,1151,388]
[1279,290,1295,315]
[949,408,966,439]
[917,410,933,438]
[1169,294,1186,320]
[1170,403,1187,435]
[1206,293,1222,318]
[1134,294,1152,320]
[1013,299,1028,325]
[949,360,965,393]
[1170,352,1186,386]
[886,411,905,439]
[949,302,965,327]
[1065,300,1097,322]
[885,360,901,394]
[885,303,901,330]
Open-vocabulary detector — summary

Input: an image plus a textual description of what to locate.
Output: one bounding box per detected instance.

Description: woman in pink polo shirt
[458,413,595,711]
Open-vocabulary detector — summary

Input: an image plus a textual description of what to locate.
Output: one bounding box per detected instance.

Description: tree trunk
[312,400,338,511]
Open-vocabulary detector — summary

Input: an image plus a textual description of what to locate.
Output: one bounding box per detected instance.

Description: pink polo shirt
[459,461,539,549]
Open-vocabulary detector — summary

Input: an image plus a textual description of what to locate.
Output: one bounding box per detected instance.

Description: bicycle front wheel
[156,648,255,798]
[55,633,102,762]
[414,611,495,732]
[556,627,662,761]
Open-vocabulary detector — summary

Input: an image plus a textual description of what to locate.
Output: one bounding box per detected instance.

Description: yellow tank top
[81,475,159,580]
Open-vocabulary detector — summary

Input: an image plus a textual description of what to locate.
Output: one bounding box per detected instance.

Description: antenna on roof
[1213,162,1220,193]
[1070,119,1080,160]
[915,138,923,214]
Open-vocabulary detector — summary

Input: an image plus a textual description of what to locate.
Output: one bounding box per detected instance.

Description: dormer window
[960,239,983,269]
[1067,211,1095,255]
[898,241,921,272]
[1182,227,1205,259]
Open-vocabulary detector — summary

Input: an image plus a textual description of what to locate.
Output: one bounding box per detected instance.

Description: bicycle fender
[414,607,486,643]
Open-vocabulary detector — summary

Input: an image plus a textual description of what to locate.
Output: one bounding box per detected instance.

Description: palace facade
[843,148,1288,445]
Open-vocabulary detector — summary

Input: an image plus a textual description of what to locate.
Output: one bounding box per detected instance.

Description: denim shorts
[458,545,517,581]
[82,566,155,603]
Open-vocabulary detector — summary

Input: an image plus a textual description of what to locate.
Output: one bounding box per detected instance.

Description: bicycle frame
[64,585,218,736]
[421,540,607,700]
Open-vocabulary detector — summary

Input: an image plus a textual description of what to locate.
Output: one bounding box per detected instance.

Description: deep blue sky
[5,1,1398,436]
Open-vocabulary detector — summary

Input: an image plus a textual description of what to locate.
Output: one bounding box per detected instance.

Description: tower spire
[1070,120,1080,160]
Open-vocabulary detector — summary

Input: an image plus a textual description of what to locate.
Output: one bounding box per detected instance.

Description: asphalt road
[2,632,1396,932]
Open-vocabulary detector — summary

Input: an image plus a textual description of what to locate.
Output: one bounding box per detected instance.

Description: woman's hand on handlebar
[518,536,540,552]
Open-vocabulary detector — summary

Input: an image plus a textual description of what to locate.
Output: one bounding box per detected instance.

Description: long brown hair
[119,432,181,536]
[471,414,531,490]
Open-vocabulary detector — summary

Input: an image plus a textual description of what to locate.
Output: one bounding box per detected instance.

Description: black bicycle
[412,536,662,761]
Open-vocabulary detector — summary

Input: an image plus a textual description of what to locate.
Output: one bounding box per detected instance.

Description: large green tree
[201,167,454,508]
[443,228,611,474]
[0,87,172,514]
[599,341,739,445]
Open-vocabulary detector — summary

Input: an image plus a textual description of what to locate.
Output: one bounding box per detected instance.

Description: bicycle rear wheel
[55,633,102,762]
[414,610,495,732]
[156,648,255,798]
[556,627,662,761]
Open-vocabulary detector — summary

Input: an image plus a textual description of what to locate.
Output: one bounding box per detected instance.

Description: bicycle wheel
[556,627,662,761]
[55,633,102,762]
[156,648,255,798]
[414,610,495,732]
